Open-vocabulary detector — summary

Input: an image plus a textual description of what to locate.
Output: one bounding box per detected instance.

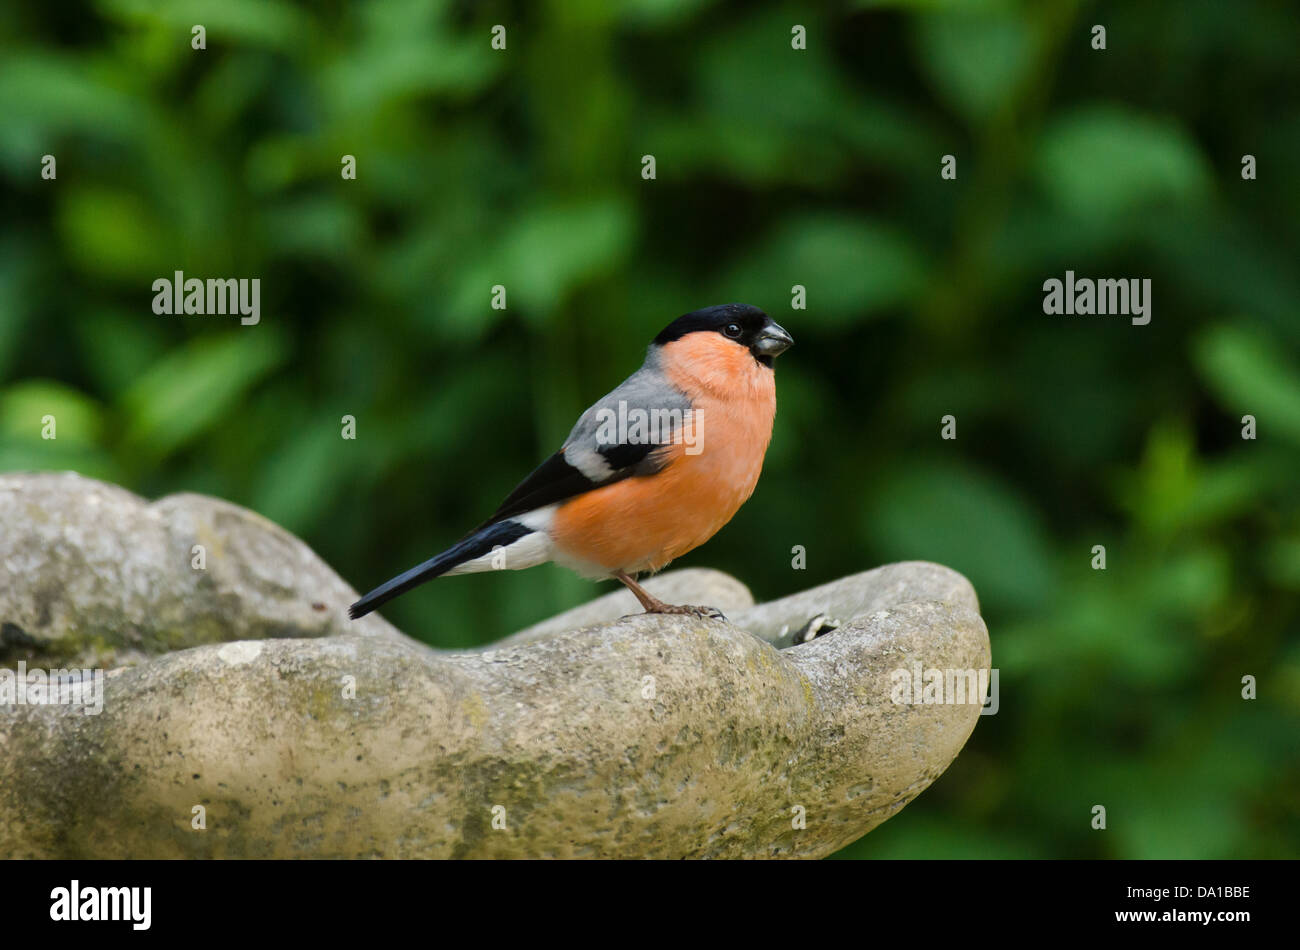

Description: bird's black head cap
[652,303,792,366]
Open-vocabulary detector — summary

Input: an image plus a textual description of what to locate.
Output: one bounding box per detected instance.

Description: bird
[348,303,793,622]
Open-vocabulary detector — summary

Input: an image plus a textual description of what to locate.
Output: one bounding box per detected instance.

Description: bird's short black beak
[753,321,794,357]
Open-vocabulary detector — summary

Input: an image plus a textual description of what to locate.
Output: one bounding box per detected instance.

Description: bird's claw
[654,603,728,621]
[621,603,728,622]
[679,604,727,621]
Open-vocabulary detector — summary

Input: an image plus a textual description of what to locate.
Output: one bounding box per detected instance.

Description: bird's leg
[613,570,670,611]
[613,571,727,621]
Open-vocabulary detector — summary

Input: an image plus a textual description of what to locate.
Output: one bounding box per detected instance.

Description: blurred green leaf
[1194,323,1300,445]
[1118,421,1198,537]
[251,423,345,533]
[0,379,104,446]
[120,331,287,461]
[56,187,173,281]
[619,0,715,28]
[321,0,498,113]
[858,0,1008,8]
[1035,106,1213,220]
[1265,537,1300,591]
[913,8,1034,123]
[261,197,366,259]
[447,198,635,334]
[865,460,1056,609]
[0,239,31,380]
[721,215,928,325]
[101,0,313,51]
[0,53,146,155]
[75,309,170,397]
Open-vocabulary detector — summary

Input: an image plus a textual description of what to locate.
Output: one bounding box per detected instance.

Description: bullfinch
[348,303,793,621]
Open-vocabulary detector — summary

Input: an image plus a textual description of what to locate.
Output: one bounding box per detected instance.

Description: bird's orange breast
[549,334,777,575]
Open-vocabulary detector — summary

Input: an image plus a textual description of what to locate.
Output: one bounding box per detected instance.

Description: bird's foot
[652,603,728,621]
[622,602,727,621]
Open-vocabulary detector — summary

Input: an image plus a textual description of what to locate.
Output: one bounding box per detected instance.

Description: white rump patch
[444,507,556,575]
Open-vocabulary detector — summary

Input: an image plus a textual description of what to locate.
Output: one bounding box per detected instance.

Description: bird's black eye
[723,323,742,339]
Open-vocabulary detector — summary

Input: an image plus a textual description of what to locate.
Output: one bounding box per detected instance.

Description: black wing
[477,441,666,530]
[473,362,691,531]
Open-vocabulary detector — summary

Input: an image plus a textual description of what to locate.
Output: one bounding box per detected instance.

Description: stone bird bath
[0,472,990,858]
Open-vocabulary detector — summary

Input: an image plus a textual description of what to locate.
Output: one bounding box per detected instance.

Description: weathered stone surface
[501,568,755,646]
[734,562,981,646]
[0,471,403,670]
[0,472,990,859]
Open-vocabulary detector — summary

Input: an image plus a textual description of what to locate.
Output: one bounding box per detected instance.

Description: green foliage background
[2,0,1297,858]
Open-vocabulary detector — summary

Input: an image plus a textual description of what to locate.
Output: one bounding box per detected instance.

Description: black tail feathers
[348,520,531,620]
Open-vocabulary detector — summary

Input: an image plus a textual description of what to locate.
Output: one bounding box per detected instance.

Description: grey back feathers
[562,353,692,482]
